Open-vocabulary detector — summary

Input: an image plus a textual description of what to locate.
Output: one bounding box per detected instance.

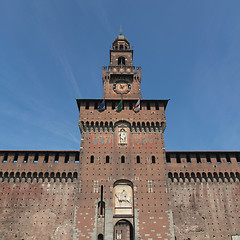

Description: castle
[0,34,240,240]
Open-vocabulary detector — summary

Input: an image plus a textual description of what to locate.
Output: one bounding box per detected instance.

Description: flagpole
[121,93,123,110]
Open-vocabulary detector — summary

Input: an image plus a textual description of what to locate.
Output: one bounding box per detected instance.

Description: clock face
[113,80,131,94]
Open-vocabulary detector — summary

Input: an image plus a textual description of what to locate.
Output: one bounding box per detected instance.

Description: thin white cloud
[57,54,82,98]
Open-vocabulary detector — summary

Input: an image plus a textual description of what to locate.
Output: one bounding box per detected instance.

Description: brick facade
[0,34,239,240]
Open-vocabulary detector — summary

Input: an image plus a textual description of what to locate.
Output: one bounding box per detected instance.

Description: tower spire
[102,34,142,100]
[120,26,123,34]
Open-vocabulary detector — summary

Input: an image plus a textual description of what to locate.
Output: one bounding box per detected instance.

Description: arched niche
[114,121,131,147]
[113,180,133,216]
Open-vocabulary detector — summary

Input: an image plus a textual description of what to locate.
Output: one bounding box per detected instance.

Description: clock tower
[76,34,172,240]
[102,33,142,99]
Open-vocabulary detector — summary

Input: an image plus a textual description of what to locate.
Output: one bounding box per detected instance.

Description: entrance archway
[114,219,133,240]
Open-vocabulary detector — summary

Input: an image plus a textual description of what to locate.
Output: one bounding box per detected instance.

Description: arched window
[152,156,156,164]
[73,172,78,179]
[121,156,125,163]
[106,156,110,163]
[136,156,140,163]
[118,57,125,65]
[90,155,94,163]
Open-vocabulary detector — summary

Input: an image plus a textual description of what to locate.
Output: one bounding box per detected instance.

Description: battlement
[165,151,240,182]
[77,99,168,133]
[0,150,80,177]
[165,151,240,164]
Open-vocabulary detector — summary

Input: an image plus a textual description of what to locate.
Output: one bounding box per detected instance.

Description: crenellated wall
[0,150,82,239]
[166,151,240,240]
[1,150,240,240]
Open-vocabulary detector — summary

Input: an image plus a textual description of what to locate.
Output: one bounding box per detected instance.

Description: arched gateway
[114,220,134,240]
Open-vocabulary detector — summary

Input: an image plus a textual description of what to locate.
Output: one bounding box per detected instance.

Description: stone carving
[115,189,131,204]
[119,129,127,144]
[114,183,133,215]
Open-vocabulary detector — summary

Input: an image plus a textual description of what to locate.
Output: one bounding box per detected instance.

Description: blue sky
[0,0,240,151]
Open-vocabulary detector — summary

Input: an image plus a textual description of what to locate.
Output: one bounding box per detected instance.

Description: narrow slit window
[3,153,8,163]
[34,153,38,163]
[166,154,171,163]
[121,156,125,163]
[23,153,28,163]
[90,155,94,163]
[129,102,133,110]
[64,153,69,163]
[206,154,211,163]
[75,152,80,163]
[106,156,109,163]
[137,156,140,163]
[13,153,18,163]
[147,103,150,110]
[86,102,89,109]
[152,156,156,164]
[236,153,240,163]
[112,101,115,110]
[44,153,49,163]
[196,154,201,163]
[216,154,221,163]
[176,154,181,163]
[226,154,231,163]
[54,153,59,163]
